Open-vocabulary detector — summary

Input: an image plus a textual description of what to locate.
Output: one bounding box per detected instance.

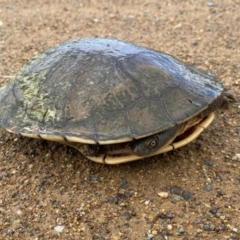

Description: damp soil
[0,1,240,239]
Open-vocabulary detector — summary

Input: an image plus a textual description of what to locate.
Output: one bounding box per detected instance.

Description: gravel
[0,0,239,239]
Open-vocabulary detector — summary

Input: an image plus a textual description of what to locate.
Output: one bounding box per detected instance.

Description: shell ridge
[160,88,178,124]
[61,55,92,125]
[123,110,134,139]
[116,56,145,98]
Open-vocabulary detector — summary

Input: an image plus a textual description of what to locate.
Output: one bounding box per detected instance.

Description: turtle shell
[0,38,223,144]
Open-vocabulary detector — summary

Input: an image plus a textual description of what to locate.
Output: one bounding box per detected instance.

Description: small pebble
[91,176,100,182]
[209,207,218,215]
[166,212,174,219]
[16,209,23,216]
[120,183,128,189]
[220,215,225,220]
[191,40,198,46]
[179,227,185,233]
[203,224,210,231]
[145,199,150,205]
[232,227,238,233]
[158,192,168,198]
[123,223,130,228]
[131,209,136,216]
[232,154,240,161]
[169,185,182,195]
[207,2,216,7]
[205,184,213,191]
[167,224,173,230]
[162,220,168,226]
[182,190,192,201]
[173,195,181,201]
[54,225,64,233]
[124,212,132,221]
[215,212,222,217]
[145,232,154,240]
[120,202,127,207]
[152,230,157,235]
[205,159,213,166]
[125,18,132,24]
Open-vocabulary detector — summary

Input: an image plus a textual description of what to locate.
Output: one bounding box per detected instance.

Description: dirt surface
[0,0,240,239]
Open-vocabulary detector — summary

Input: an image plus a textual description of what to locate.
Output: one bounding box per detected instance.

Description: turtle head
[130,135,163,156]
[130,125,181,156]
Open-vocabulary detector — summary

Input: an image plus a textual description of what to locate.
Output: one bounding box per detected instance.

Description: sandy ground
[0,0,239,239]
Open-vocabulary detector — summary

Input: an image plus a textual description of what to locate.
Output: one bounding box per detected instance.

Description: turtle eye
[150,140,156,147]
[146,138,157,149]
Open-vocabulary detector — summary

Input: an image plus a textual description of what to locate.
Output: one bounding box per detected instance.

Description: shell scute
[162,88,202,122]
[127,98,172,138]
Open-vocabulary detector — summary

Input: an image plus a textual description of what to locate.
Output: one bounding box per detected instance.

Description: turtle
[0,38,223,164]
